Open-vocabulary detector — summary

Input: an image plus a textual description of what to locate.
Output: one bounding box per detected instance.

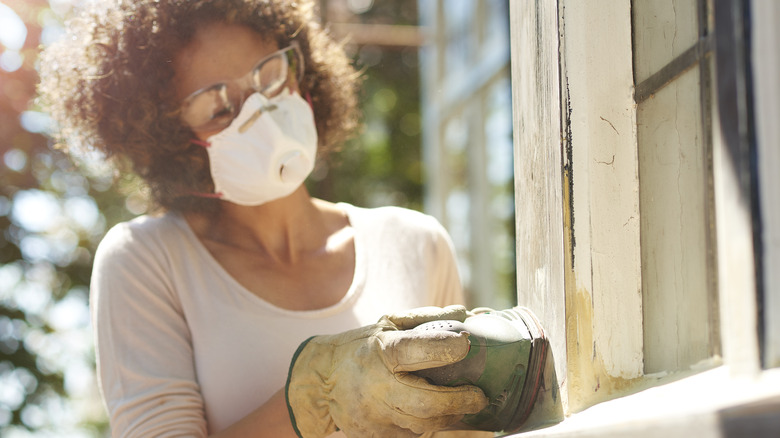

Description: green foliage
[308,0,424,211]
[0,0,126,434]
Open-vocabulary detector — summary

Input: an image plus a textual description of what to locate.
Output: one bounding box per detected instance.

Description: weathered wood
[509,0,567,418]
[558,0,644,411]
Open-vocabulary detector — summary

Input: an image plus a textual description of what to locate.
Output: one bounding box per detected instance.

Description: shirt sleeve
[91,221,208,437]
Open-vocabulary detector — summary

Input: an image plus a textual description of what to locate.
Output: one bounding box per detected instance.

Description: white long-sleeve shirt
[91,203,466,436]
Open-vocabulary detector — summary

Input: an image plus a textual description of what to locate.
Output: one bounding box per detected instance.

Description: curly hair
[38,0,361,214]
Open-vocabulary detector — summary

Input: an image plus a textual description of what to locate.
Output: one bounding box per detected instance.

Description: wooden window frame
[508,0,780,435]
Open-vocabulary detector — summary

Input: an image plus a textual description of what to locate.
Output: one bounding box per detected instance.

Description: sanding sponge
[412,307,547,434]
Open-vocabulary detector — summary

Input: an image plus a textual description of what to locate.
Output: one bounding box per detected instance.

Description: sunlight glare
[11,190,61,233]
[0,3,26,50]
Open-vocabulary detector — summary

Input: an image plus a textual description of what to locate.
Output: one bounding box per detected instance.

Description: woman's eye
[210,105,233,121]
[253,56,287,95]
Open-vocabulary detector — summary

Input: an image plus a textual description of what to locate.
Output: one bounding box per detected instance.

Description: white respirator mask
[200,89,318,206]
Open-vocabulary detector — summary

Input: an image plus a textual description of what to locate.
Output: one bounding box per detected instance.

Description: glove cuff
[286,336,338,438]
[285,336,314,438]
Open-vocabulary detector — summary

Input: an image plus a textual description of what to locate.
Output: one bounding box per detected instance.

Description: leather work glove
[285,305,489,438]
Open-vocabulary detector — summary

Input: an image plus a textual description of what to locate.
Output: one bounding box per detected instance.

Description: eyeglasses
[179,41,304,134]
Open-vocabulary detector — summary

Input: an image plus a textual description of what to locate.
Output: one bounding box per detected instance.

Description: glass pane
[633,0,700,84]
[637,64,719,373]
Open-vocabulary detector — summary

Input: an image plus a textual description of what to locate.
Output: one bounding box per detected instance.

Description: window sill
[509,366,780,438]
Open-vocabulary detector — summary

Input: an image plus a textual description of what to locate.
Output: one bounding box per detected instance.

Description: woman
[38,1,490,437]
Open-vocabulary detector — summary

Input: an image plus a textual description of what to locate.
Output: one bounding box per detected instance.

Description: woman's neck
[185,186,344,265]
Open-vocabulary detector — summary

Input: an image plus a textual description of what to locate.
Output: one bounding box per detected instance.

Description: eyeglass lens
[181,45,301,133]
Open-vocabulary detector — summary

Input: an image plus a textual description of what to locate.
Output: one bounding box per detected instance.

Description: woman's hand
[285,305,489,438]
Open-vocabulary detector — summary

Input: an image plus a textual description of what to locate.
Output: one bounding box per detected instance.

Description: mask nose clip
[238,103,278,133]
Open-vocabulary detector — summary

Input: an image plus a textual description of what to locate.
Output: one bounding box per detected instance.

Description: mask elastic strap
[188,138,221,199]
[305,93,313,110]
[191,138,211,148]
[190,191,223,199]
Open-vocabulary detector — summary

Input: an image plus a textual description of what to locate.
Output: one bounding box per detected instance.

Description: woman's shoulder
[340,202,435,225]
[102,212,183,242]
[339,203,448,238]
[96,213,186,262]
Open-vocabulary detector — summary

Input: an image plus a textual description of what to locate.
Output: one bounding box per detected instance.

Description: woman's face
[173,22,281,139]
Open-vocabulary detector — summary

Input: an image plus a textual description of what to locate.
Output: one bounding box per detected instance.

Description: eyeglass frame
[178,40,304,134]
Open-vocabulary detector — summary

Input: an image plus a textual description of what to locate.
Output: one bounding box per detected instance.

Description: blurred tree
[309,0,425,211]
[1,0,131,435]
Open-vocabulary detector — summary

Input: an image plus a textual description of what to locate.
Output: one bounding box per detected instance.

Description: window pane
[637,64,719,373]
[633,0,700,84]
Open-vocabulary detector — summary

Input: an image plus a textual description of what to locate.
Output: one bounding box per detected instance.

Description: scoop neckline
[171,202,365,318]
